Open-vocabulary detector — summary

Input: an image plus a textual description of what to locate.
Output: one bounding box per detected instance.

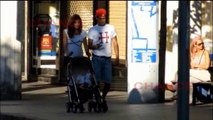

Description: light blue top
[64,29,87,57]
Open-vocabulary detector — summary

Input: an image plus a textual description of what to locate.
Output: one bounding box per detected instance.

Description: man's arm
[112,36,119,65]
[88,38,101,50]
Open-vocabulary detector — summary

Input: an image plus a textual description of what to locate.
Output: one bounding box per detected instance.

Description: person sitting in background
[189,35,211,83]
[165,36,211,101]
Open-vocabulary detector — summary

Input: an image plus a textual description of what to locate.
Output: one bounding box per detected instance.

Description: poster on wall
[39,35,53,55]
[127,1,159,103]
[129,1,157,63]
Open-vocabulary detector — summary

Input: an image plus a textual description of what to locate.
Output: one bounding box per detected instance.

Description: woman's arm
[82,37,91,58]
[195,50,210,69]
[63,30,68,56]
[190,55,196,69]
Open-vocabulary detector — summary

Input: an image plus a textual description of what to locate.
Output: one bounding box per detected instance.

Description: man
[88,8,119,100]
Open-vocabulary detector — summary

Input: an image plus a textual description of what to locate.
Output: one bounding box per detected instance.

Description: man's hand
[113,58,119,66]
[191,61,197,69]
[94,43,103,49]
[88,43,102,50]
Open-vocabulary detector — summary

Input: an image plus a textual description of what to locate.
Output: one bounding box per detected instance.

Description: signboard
[40,35,52,50]
[127,1,159,103]
[39,35,53,56]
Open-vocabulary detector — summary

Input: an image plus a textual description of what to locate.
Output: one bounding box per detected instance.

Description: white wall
[164,1,179,84]
[0,1,22,100]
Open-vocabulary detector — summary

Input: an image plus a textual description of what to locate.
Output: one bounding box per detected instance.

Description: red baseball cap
[95,8,106,17]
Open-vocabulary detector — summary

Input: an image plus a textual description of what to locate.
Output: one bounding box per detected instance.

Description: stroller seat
[65,57,108,113]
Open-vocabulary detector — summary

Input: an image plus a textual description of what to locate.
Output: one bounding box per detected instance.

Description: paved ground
[1,81,213,120]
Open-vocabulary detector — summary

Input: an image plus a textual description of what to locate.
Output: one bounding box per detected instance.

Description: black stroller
[65,57,108,113]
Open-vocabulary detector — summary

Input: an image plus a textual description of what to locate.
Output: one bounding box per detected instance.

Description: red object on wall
[40,35,52,50]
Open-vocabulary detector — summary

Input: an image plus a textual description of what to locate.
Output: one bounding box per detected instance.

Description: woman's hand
[190,61,197,69]
[86,51,91,59]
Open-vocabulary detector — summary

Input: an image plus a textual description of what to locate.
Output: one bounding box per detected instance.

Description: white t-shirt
[64,29,87,57]
[88,24,116,57]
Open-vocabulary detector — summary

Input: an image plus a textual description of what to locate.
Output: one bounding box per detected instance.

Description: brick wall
[109,1,127,62]
[67,1,93,32]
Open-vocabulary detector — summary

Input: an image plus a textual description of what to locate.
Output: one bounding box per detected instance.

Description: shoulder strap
[65,30,82,47]
[198,50,205,65]
[69,39,81,47]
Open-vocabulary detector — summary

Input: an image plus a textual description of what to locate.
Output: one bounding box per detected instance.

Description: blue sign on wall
[132,49,156,63]
[129,1,158,63]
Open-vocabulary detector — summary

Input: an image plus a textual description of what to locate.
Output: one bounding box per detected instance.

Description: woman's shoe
[165,84,176,93]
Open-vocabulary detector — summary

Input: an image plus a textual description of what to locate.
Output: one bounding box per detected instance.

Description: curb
[0,113,34,120]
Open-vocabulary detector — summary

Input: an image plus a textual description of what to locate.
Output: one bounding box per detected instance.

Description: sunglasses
[196,42,204,46]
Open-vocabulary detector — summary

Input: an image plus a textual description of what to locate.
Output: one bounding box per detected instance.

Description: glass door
[30,1,60,75]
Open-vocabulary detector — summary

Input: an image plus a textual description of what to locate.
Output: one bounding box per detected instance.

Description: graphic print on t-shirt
[99,32,109,43]
[88,24,116,57]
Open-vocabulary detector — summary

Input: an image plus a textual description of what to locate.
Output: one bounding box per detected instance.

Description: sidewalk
[1,81,212,120]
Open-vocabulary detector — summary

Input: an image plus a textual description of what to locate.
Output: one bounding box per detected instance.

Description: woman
[63,14,90,58]
[166,36,211,98]
[189,36,211,82]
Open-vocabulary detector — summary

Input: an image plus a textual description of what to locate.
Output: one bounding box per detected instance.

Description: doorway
[28,1,60,83]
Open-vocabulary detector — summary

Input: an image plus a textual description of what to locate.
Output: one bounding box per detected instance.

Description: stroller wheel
[72,103,78,113]
[93,102,98,112]
[98,103,102,112]
[66,102,72,113]
[79,103,85,113]
[94,103,101,113]
[88,101,94,112]
[102,100,108,112]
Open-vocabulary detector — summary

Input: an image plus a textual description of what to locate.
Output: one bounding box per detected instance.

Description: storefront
[24,1,212,88]
[26,1,118,84]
